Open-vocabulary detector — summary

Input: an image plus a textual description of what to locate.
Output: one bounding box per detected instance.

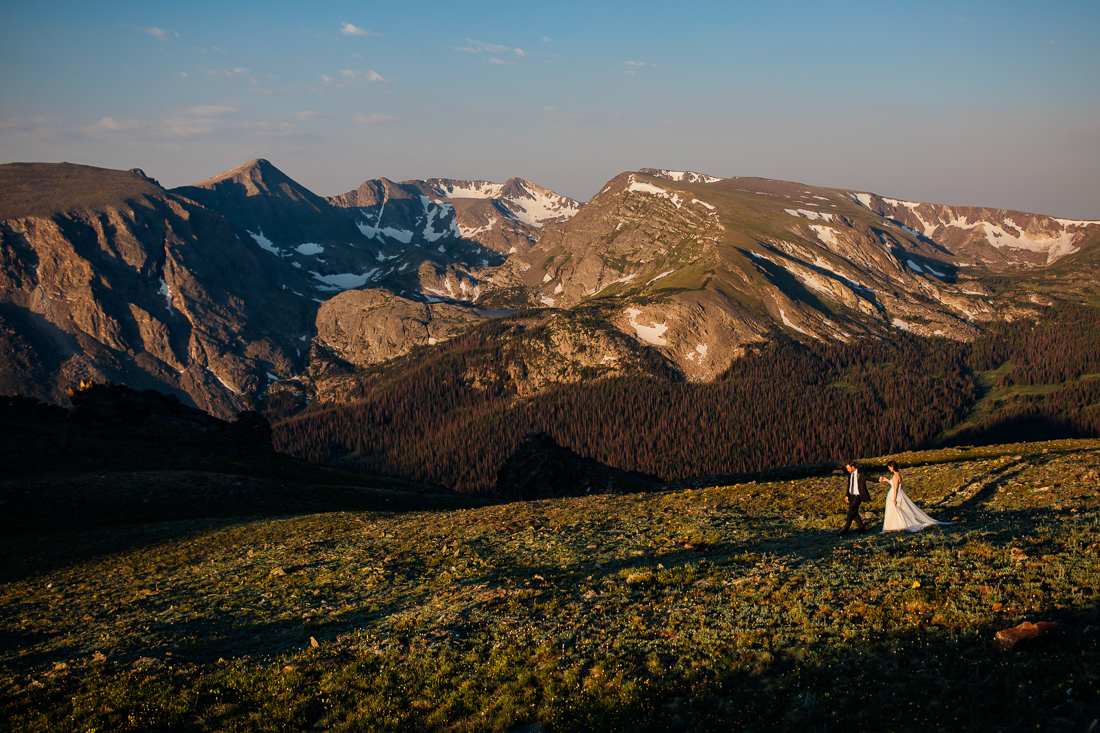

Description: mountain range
[1,158,1098,418]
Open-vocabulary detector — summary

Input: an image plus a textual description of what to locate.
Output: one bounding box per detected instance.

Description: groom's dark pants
[841,496,866,533]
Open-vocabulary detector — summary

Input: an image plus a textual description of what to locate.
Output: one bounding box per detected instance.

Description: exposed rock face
[327,175,580,303]
[315,288,485,367]
[495,432,660,500]
[0,163,312,417]
[503,172,1100,381]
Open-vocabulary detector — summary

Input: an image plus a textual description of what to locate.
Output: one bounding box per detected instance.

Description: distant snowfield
[296,243,324,255]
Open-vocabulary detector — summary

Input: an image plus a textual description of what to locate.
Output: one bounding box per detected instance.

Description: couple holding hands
[839,460,948,535]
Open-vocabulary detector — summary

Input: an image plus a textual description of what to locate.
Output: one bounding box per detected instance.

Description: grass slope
[1,440,1097,732]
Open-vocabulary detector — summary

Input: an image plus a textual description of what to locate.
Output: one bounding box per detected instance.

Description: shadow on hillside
[6,569,1096,733]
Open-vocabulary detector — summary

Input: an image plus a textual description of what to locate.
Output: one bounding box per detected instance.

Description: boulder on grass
[994,621,1059,652]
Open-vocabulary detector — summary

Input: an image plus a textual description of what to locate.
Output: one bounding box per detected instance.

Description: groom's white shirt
[849,469,860,495]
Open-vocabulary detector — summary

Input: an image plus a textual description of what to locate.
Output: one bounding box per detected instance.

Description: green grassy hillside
[2,439,1097,732]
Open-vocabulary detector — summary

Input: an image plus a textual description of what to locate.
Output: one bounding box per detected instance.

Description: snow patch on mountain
[778,308,807,335]
[851,193,875,209]
[158,278,174,313]
[296,243,324,255]
[625,307,669,346]
[945,217,1081,262]
[594,274,637,295]
[810,225,838,246]
[421,196,460,242]
[249,230,285,257]
[785,208,835,222]
[627,176,684,208]
[434,180,505,199]
[357,220,414,244]
[311,270,378,290]
[506,189,576,227]
[640,169,723,184]
[458,217,499,238]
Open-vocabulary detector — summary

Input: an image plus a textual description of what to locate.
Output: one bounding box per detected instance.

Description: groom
[838,460,870,536]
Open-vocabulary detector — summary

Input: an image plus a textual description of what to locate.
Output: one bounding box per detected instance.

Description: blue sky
[2,0,1098,217]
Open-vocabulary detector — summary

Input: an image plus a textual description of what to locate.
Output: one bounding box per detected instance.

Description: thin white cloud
[353,114,398,124]
[0,115,67,136]
[181,105,237,116]
[455,39,527,59]
[197,67,258,85]
[68,107,307,141]
[173,71,188,79]
[341,22,381,37]
[542,37,552,43]
[338,69,389,82]
[623,61,647,67]
[488,58,514,65]
[294,110,332,121]
[132,25,178,41]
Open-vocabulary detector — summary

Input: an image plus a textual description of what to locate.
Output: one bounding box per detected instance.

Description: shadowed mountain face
[0,162,316,416]
[0,160,581,416]
[172,158,369,252]
[2,160,1098,421]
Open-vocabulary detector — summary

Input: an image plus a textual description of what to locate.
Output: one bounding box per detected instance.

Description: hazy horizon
[2,0,1098,218]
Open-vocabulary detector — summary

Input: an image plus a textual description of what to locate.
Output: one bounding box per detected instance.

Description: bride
[878,460,949,533]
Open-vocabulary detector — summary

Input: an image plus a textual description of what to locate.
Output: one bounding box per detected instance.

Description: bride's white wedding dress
[881,475,949,533]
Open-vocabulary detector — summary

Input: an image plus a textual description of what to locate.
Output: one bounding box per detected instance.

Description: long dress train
[881,478,949,533]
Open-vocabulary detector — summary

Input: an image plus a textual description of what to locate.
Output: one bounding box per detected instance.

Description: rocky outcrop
[994,621,1060,652]
[315,288,485,367]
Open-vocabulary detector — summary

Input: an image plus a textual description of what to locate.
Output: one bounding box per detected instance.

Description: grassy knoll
[1,440,1098,732]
